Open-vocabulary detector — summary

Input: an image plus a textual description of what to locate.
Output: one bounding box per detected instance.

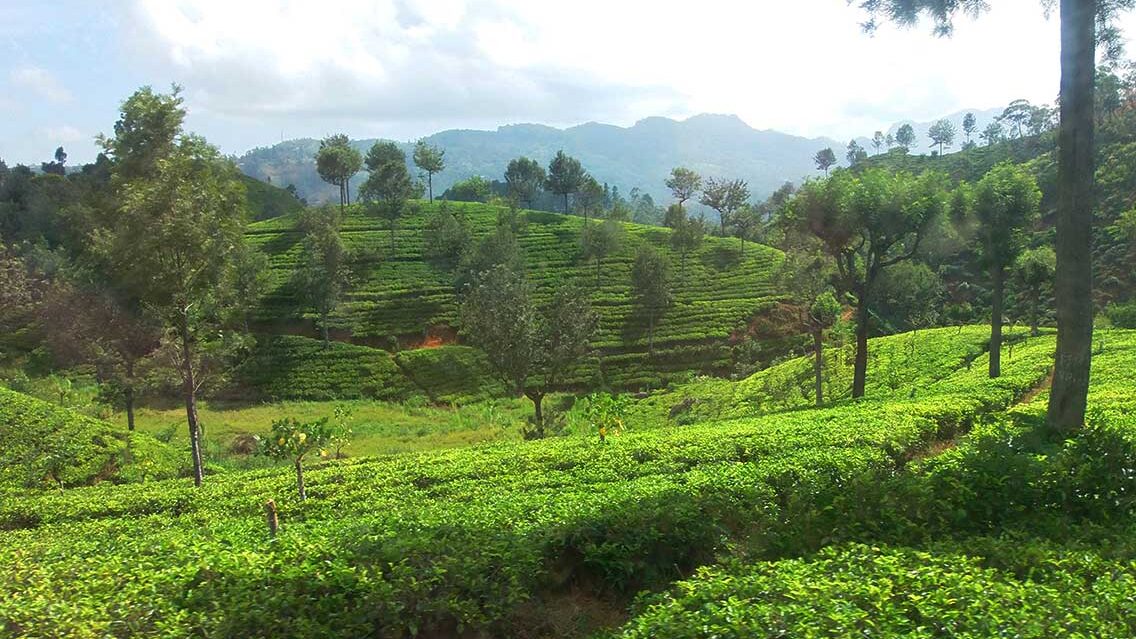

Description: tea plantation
[4,329,1133,637]
[246,201,783,392]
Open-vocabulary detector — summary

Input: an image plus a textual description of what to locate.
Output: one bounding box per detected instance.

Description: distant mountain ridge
[236,111,1000,206]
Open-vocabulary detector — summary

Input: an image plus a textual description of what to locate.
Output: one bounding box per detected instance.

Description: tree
[813,147,837,176]
[504,157,546,208]
[360,141,414,250]
[846,140,868,165]
[443,175,491,203]
[41,147,67,176]
[581,217,622,286]
[41,282,160,432]
[998,99,1033,138]
[96,86,252,487]
[670,210,704,280]
[962,112,977,145]
[262,417,335,500]
[294,206,351,348]
[459,265,597,434]
[853,0,1132,432]
[775,245,839,406]
[928,119,957,156]
[894,124,916,152]
[424,204,471,270]
[1014,246,1056,337]
[315,135,363,208]
[455,224,522,292]
[665,167,702,208]
[574,176,606,223]
[630,245,673,356]
[885,132,896,150]
[789,168,945,398]
[412,139,445,202]
[973,163,1041,377]
[981,121,1005,146]
[871,131,886,155]
[545,150,587,213]
[699,177,749,236]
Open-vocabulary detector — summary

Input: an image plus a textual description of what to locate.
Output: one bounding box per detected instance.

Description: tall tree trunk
[526,389,545,439]
[295,459,306,500]
[1048,0,1096,433]
[346,178,351,206]
[125,360,136,432]
[564,193,569,214]
[852,294,869,399]
[813,328,824,406]
[1031,293,1041,337]
[390,220,396,251]
[990,264,1004,378]
[428,173,433,202]
[179,313,204,487]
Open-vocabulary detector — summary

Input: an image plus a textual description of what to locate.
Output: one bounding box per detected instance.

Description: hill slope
[237,114,845,205]
[247,200,784,391]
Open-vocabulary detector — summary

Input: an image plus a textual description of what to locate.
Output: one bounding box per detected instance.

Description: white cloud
[122,1,1132,141]
[41,125,85,144]
[9,67,74,103]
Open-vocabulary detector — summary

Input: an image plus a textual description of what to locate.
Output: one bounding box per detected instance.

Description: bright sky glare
[1,0,1132,165]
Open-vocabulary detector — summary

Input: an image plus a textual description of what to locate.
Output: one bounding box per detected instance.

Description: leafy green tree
[894,124,916,152]
[294,205,351,348]
[315,134,363,208]
[853,0,1130,431]
[424,204,472,270]
[443,175,491,203]
[1014,246,1056,337]
[630,245,673,355]
[998,99,1032,138]
[412,139,445,202]
[776,244,839,406]
[846,140,868,166]
[789,168,945,398]
[574,175,606,223]
[360,141,415,250]
[871,131,886,155]
[459,265,597,434]
[665,167,702,208]
[262,417,335,500]
[581,217,622,285]
[41,146,67,176]
[670,211,704,280]
[928,119,956,156]
[455,224,522,292]
[962,112,977,145]
[980,121,1005,146]
[973,163,1041,377]
[699,177,750,236]
[96,86,253,486]
[545,150,587,213]
[813,147,837,176]
[504,157,546,208]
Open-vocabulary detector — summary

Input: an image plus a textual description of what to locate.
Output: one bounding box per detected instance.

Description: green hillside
[247,200,783,392]
[240,174,305,221]
[5,328,1133,637]
[0,387,182,489]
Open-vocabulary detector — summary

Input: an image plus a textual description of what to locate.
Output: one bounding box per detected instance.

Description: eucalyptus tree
[962,112,977,145]
[973,163,1041,377]
[295,205,351,348]
[789,168,946,398]
[665,167,702,208]
[504,157,546,208]
[360,141,415,250]
[412,139,445,202]
[846,140,868,165]
[894,124,916,152]
[871,131,886,155]
[928,119,957,156]
[813,147,837,175]
[630,245,673,356]
[96,85,254,486]
[853,0,1135,432]
[315,134,363,208]
[699,177,750,236]
[545,150,587,213]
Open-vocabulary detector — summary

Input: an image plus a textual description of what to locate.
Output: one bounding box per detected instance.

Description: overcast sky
[2,0,1133,166]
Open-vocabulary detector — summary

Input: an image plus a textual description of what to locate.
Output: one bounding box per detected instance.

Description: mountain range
[236,109,1003,206]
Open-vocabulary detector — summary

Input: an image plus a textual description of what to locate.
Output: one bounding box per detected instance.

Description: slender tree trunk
[564,193,569,214]
[526,389,545,438]
[428,173,433,202]
[990,265,1004,378]
[813,328,824,406]
[179,313,204,487]
[852,294,869,399]
[295,459,306,500]
[1031,294,1041,337]
[648,314,655,356]
[125,360,136,432]
[390,220,396,251]
[346,178,351,206]
[1048,0,1096,433]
